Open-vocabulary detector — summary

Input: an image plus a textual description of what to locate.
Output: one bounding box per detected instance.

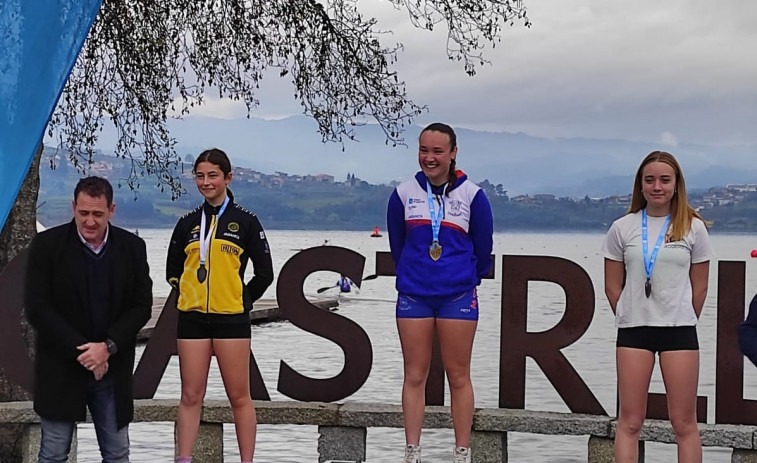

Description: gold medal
[429,241,442,261]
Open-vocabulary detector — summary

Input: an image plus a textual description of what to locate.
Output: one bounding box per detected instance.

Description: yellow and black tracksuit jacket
[166,199,274,323]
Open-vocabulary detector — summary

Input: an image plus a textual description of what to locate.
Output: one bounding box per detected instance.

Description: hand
[93,362,109,381]
[77,342,109,371]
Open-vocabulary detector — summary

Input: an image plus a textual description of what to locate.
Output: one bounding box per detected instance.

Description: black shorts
[616,326,698,353]
[177,313,251,340]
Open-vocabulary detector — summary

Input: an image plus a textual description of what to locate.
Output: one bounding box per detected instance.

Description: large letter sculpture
[0,246,753,422]
[276,246,373,401]
[716,261,756,424]
[500,255,605,415]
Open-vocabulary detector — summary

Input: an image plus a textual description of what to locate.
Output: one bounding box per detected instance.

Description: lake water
[74,229,757,462]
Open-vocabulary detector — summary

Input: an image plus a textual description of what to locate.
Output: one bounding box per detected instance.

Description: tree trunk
[0,143,41,462]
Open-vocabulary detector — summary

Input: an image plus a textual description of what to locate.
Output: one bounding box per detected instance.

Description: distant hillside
[86,115,757,197]
[36,148,757,232]
[147,116,757,196]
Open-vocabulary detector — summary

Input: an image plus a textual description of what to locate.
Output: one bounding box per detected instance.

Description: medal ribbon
[426,180,444,245]
[641,208,670,288]
[199,196,230,271]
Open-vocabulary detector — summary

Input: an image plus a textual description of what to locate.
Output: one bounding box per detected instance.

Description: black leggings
[177,314,251,339]
[616,326,698,353]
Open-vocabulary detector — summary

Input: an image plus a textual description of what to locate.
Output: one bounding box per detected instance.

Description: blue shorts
[396,288,479,321]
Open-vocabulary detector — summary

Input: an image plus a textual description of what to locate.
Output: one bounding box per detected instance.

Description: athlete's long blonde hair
[627,151,708,241]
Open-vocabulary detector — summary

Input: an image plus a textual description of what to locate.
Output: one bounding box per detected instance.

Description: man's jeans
[39,376,129,463]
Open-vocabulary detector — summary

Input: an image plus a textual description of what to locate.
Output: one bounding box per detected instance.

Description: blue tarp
[0,0,102,231]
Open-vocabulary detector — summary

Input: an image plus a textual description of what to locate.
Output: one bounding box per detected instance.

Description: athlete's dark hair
[74,176,114,206]
[194,148,232,177]
[420,122,458,195]
[193,148,235,200]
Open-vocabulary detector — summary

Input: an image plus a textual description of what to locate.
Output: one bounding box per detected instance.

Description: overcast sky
[181,0,757,149]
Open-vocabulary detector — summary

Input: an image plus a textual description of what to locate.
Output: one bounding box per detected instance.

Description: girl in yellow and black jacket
[166,148,273,463]
[166,193,273,322]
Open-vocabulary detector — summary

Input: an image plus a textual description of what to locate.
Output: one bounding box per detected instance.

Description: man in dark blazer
[25,176,152,463]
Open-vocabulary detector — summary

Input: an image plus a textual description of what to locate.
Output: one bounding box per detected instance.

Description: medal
[641,209,670,300]
[429,241,442,261]
[425,179,445,262]
[198,196,229,285]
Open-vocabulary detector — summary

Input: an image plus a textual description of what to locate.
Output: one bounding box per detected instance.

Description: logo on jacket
[220,244,240,256]
[228,222,240,233]
[448,199,463,217]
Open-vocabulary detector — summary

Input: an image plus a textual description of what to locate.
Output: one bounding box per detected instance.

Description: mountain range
[93,115,757,197]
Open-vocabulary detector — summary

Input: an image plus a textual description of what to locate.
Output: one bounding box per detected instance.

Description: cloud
[659,131,678,147]
[352,0,757,146]
[166,1,757,148]
[169,95,248,120]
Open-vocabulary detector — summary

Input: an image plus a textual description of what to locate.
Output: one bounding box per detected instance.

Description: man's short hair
[73,176,114,206]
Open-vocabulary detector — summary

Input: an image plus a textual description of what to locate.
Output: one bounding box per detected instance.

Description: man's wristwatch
[105,338,118,355]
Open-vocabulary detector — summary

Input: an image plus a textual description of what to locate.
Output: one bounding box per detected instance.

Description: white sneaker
[404,444,422,463]
[453,446,471,463]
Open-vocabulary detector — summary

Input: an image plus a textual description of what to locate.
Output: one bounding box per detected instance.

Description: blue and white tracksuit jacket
[387,171,494,298]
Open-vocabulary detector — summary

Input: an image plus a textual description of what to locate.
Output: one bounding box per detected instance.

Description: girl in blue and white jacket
[387,122,493,463]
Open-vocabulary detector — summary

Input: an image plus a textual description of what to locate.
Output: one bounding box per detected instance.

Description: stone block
[133,398,178,423]
[699,422,755,448]
[317,425,366,463]
[613,418,756,449]
[21,424,77,463]
[422,405,454,429]
[0,402,39,424]
[198,400,235,424]
[587,436,613,463]
[471,430,507,462]
[473,408,611,437]
[338,402,404,428]
[587,435,646,463]
[8,400,757,462]
[611,418,671,446]
[175,421,223,463]
[256,400,340,426]
[637,419,676,444]
[20,424,41,463]
[733,449,757,463]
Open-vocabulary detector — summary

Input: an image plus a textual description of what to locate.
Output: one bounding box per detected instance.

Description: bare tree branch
[47,0,530,198]
[393,1,530,74]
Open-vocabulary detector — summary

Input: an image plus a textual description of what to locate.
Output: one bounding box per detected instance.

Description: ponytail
[445,159,457,196]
